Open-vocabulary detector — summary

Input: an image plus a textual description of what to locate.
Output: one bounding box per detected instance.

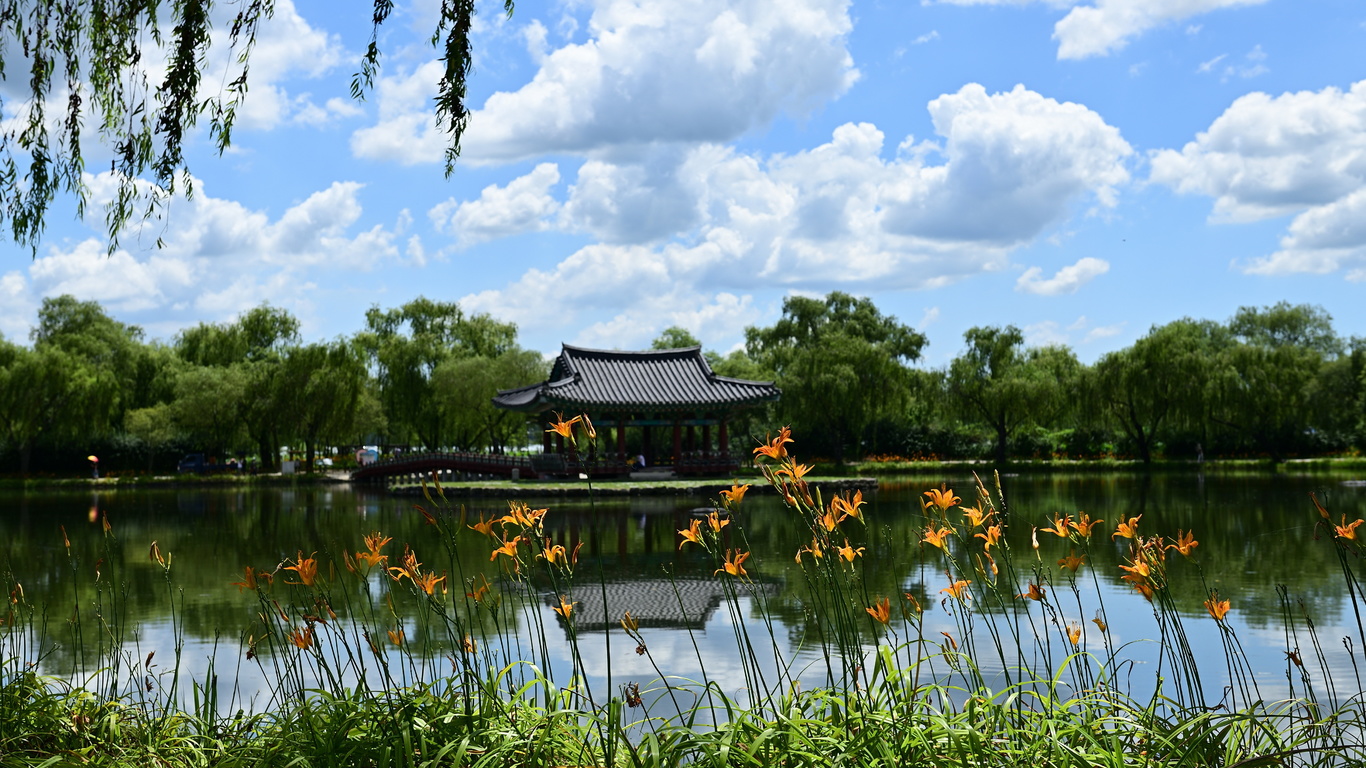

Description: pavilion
[492,345,780,476]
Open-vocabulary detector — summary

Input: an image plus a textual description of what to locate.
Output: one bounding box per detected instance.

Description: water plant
[2,421,1365,766]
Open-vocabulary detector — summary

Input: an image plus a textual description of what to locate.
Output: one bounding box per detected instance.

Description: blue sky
[3,0,1365,366]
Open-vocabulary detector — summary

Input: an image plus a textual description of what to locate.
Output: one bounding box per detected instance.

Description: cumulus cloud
[1151,80,1366,279]
[429,163,563,246]
[1015,257,1110,295]
[7,172,409,336]
[933,0,1266,60]
[459,84,1131,339]
[353,0,859,165]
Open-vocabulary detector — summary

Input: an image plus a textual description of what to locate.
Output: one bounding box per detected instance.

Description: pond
[2,470,1363,713]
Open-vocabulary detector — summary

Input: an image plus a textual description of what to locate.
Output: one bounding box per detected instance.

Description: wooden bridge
[350,451,538,483]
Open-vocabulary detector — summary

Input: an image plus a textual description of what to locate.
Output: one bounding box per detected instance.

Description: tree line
[0,296,547,475]
[3,293,1363,475]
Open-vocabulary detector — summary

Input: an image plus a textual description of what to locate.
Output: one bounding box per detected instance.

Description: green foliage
[652,325,702,349]
[746,292,926,459]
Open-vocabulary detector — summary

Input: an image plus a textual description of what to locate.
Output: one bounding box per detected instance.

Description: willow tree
[1,0,512,252]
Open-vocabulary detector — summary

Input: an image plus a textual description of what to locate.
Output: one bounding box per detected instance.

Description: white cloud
[7,173,409,337]
[920,306,942,327]
[1150,79,1366,280]
[931,0,1264,59]
[462,84,1131,339]
[1053,0,1268,60]
[354,0,859,165]
[1015,256,1110,295]
[1197,53,1228,73]
[913,30,941,45]
[1150,81,1366,223]
[429,163,562,246]
[1024,315,1123,346]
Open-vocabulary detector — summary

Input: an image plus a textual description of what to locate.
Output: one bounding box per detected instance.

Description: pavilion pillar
[642,426,652,466]
[672,420,682,466]
[616,415,627,461]
[702,424,711,459]
[542,423,552,455]
[555,433,565,455]
[719,418,729,458]
[685,424,695,454]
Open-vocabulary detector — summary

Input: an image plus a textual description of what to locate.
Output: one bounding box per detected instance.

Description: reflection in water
[1,471,1364,711]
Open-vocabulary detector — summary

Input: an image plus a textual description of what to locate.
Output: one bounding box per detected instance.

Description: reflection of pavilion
[494,345,779,476]
[542,577,779,634]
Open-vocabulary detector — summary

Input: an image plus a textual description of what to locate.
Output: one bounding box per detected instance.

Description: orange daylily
[388,628,405,646]
[469,514,498,537]
[1335,515,1364,541]
[831,490,866,523]
[539,540,569,564]
[490,535,523,562]
[940,579,972,601]
[412,571,447,596]
[922,525,954,550]
[716,549,751,578]
[1070,513,1103,538]
[924,485,960,511]
[706,510,730,533]
[1092,612,1108,632]
[1205,591,1231,622]
[962,505,991,529]
[678,519,704,549]
[753,427,794,460]
[466,574,491,603]
[1118,556,1151,585]
[230,566,258,593]
[838,544,865,562]
[284,552,318,587]
[1067,622,1083,648]
[866,596,891,625]
[975,524,1001,552]
[553,595,577,619]
[776,462,814,481]
[720,483,751,506]
[796,537,824,563]
[546,414,582,440]
[819,508,840,532]
[287,625,315,650]
[1113,514,1142,540]
[462,635,478,654]
[1167,530,1199,558]
[1057,551,1086,572]
[500,502,547,530]
[1018,582,1046,602]
[1041,513,1072,538]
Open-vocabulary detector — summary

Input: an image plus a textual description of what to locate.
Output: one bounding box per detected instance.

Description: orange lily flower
[1067,622,1082,648]
[819,508,840,532]
[546,414,582,440]
[490,535,522,561]
[975,524,1001,552]
[720,483,750,506]
[838,544,865,562]
[795,537,824,563]
[776,462,814,481]
[363,532,391,555]
[1205,591,1231,621]
[469,514,498,537]
[1311,492,1330,520]
[284,552,318,587]
[706,510,730,533]
[753,427,794,460]
[230,566,259,593]
[678,519,704,549]
[922,525,954,550]
[1018,582,1046,602]
[1070,513,1103,538]
[923,485,960,511]
[962,505,991,529]
[716,549,751,578]
[1112,514,1142,540]
[466,575,491,603]
[355,548,386,568]
[940,579,972,601]
[540,540,569,564]
[831,490,866,523]
[1118,556,1151,584]
[941,631,959,651]
[287,625,315,650]
[1167,530,1199,557]
[553,595,577,619]
[1092,612,1108,632]
[1335,515,1364,541]
[1041,513,1071,538]
[462,635,477,654]
[412,571,447,596]
[1057,551,1086,572]
[866,596,891,625]
[387,628,405,646]
[1132,582,1156,602]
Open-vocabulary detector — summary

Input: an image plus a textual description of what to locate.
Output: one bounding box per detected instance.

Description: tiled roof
[493,345,779,413]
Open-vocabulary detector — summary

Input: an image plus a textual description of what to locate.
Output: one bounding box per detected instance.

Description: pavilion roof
[492,345,779,414]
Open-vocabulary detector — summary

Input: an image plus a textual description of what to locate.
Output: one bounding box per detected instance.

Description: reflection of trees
[2,475,1362,674]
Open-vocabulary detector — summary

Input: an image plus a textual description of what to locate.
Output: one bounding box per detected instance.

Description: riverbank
[386,475,877,497]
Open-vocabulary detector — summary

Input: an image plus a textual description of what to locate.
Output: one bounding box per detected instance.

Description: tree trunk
[994,424,1008,466]
[305,438,316,473]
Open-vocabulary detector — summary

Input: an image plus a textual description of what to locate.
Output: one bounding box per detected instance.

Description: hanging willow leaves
[0,0,513,254]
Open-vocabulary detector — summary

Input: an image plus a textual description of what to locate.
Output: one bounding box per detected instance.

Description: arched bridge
[350,452,538,483]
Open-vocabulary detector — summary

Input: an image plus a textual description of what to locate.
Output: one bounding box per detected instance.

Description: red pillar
[617,414,627,461]
[542,422,552,455]
[702,424,711,459]
[719,419,729,458]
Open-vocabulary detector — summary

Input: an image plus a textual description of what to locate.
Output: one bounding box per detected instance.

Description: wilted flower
[288,625,315,650]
